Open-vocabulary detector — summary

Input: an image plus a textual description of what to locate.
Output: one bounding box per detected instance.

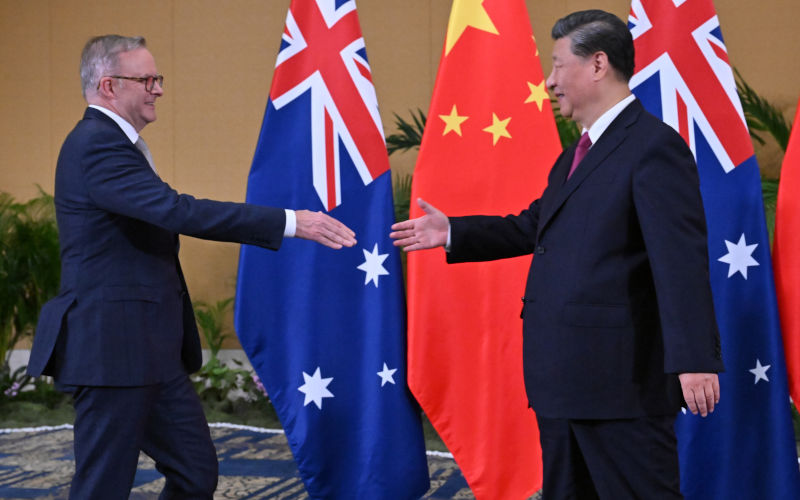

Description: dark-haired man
[391,10,723,499]
[28,35,356,499]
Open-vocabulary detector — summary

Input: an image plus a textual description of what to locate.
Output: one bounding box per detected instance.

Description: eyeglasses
[97,74,164,92]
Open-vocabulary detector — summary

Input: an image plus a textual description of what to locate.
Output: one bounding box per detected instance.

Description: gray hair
[80,35,146,98]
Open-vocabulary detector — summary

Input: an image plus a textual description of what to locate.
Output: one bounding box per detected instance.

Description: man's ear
[591,51,610,81]
[96,77,115,98]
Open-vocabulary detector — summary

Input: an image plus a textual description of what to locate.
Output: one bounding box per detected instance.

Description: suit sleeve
[447,199,540,263]
[633,126,724,374]
[81,129,285,250]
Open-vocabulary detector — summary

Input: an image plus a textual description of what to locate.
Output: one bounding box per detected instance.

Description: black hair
[551,10,635,82]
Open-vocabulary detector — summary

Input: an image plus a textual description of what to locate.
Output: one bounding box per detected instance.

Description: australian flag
[234,1,429,497]
[629,0,800,497]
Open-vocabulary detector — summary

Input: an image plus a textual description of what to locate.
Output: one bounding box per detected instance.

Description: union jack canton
[270,0,389,210]
[629,0,800,498]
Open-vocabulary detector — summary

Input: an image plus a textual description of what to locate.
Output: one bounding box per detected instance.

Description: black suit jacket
[28,107,286,386]
[448,99,724,419]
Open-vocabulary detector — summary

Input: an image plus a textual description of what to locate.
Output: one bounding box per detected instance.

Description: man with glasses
[28,34,356,499]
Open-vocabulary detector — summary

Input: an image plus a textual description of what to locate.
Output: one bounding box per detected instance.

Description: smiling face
[110,48,163,131]
[546,36,596,129]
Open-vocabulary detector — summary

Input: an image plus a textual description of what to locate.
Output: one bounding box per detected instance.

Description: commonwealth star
[717,233,759,279]
[298,367,334,410]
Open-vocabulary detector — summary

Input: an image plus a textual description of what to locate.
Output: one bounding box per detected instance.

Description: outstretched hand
[295,210,356,249]
[389,198,449,252]
[678,372,720,417]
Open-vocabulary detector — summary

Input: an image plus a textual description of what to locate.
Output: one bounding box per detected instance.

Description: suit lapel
[84,107,157,176]
[537,100,644,235]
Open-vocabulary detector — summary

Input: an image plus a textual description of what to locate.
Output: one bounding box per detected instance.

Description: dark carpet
[0,424,472,499]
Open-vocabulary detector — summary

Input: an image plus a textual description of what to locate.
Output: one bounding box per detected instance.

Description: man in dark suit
[27,35,356,499]
[391,10,724,499]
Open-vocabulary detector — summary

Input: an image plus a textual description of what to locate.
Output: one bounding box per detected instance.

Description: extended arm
[295,209,356,249]
[81,129,355,250]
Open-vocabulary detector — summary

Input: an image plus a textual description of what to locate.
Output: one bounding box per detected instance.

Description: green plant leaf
[735,68,791,152]
[193,297,234,360]
[392,173,413,224]
[386,109,426,156]
[0,189,60,372]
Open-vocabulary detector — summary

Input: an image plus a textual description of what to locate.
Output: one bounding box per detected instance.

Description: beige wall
[2,0,798,345]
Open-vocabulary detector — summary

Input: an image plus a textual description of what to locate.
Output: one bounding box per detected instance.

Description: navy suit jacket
[448,100,724,419]
[28,107,285,386]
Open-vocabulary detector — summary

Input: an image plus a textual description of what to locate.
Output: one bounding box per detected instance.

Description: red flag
[406,0,561,497]
[773,97,800,408]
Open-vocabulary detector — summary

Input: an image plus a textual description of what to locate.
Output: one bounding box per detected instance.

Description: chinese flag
[773,97,800,409]
[406,0,561,498]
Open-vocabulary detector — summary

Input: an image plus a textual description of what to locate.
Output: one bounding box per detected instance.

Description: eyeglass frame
[96,74,164,93]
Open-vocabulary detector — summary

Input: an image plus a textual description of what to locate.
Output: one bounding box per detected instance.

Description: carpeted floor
[0,424,474,499]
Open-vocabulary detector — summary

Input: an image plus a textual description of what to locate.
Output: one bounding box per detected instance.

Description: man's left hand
[678,372,720,417]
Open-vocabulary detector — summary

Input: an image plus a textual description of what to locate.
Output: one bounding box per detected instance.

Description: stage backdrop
[0,0,798,345]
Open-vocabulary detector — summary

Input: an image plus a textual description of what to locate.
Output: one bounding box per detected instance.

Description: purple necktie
[567,132,591,180]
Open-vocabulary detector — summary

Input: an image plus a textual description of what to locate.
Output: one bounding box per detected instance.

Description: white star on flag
[357,243,389,287]
[298,367,334,409]
[749,359,771,384]
[717,233,759,279]
[377,362,397,387]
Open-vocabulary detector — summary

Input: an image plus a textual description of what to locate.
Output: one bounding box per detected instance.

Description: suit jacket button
[535,245,545,254]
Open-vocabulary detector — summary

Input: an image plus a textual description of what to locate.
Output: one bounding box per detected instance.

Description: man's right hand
[390,198,449,251]
[678,372,720,417]
[295,210,357,249]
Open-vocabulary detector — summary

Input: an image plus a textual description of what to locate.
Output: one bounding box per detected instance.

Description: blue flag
[234,1,429,497]
[629,0,800,498]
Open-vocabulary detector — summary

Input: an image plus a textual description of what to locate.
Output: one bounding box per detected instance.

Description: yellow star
[445,0,499,55]
[483,113,511,145]
[524,80,549,111]
[439,105,469,136]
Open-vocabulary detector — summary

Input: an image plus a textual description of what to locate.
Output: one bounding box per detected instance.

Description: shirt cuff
[284,209,296,237]
[445,225,452,252]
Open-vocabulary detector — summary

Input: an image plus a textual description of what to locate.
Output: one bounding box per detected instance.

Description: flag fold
[629,0,800,497]
[774,97,800,410]
[407,0,562,497]
[235,1,429,497]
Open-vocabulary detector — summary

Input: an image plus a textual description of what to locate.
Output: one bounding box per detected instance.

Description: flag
[774,97,800,409]
[234,1,429,497]
[629,1,800,498]
[407,0,561,497]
